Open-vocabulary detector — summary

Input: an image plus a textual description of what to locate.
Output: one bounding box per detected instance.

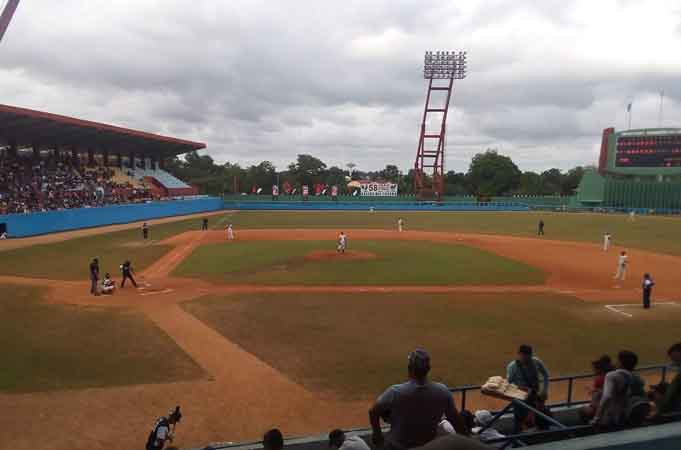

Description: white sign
[360,182,398,197]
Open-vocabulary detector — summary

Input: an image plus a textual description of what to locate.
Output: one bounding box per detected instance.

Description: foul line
[604,301,679,318]
[140,288,174,297]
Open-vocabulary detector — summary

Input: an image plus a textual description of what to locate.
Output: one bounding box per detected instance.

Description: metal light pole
[414,50,467,198]
[0,0,20,43]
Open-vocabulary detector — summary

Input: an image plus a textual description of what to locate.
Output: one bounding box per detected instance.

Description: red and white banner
[302,185,309,197]
[272,185,279,196]
[331,185,339,197]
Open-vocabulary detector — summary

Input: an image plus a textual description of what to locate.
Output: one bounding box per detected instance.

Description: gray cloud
[1,0,680,174]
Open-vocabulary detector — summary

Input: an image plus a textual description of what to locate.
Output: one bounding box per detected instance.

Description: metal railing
[450,363,669,411]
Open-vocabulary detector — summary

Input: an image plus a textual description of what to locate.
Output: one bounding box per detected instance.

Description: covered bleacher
[0,104,206,214]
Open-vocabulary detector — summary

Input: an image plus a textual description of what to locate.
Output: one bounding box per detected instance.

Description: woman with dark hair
[580,355,615,423]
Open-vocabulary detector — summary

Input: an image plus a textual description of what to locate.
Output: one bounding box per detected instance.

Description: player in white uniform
[337,232,347,253]
[397,218,404,233]
[226,223,234,240]
[603,232,612,251]
[614,251,628,281]
[628,210,636,222]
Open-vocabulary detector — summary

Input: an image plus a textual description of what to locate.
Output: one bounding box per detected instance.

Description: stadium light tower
[0,0,20,43]
[414,50,467,198]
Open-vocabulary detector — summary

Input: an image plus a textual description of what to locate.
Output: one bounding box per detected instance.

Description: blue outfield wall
[0,197,224,237]
[224,200,530,212]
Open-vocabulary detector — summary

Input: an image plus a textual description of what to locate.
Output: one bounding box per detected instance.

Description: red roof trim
[0,103,206,150]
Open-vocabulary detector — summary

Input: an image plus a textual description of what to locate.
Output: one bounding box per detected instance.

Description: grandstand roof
[0,104,206,157]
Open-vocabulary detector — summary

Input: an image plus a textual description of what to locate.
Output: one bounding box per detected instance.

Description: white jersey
[338,234,347,246]
[603,234,611,250]
[618,254,628,267]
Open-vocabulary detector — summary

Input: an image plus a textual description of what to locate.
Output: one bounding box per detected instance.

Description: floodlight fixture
[423,50,467,80]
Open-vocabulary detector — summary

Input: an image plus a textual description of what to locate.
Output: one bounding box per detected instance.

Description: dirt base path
[1,228,679,450]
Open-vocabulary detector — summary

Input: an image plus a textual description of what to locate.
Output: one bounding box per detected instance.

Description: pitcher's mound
[304,250,377,262]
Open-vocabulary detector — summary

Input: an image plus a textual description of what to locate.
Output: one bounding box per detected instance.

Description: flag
[626,102,632,112]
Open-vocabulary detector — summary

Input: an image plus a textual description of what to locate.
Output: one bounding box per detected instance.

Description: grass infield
[173,240,545,286]
[183,292,681,399]
[0,283,204,392]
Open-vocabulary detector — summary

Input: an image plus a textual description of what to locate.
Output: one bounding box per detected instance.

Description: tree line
[165,150,589,197]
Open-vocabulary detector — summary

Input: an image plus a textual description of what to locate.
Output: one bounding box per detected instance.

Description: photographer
[146,406,182,450]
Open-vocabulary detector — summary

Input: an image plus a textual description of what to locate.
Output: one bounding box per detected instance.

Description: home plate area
[605,301,681,318]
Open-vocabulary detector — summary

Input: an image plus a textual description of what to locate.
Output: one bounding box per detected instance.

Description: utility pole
[0,0,20,43]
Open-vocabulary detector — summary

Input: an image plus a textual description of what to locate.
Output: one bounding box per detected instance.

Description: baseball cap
[408,348,431,373]
[474,410,494,427]
[518,344,533,356]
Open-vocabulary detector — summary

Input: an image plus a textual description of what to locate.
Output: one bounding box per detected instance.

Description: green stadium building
[576,127,681,211]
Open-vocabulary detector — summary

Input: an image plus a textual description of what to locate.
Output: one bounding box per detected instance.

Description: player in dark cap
[89,257,100,296]
[120,260,138,288]
[369,348,468,450]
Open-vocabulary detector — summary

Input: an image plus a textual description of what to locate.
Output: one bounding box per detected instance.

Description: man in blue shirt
[506,345,550,433]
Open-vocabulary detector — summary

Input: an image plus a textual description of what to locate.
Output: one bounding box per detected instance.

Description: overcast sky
[2,0,680,172]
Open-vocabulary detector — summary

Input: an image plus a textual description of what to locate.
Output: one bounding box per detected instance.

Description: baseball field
[1,210,681,450]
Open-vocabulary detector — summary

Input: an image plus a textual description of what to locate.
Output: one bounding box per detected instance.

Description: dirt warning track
[0,228,679,450]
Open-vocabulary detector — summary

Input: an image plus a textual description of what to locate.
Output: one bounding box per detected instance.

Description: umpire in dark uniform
[120,260,138,288]
[202,217,208,231]
[642,273,655,309]
[89,257,100,296]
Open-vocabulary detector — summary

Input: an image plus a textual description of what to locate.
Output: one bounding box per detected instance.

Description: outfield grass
[0,216,214,280]
[0,283,204,392]
[183,292,680,399]
[223,211,681,256]
[174,240,545,285]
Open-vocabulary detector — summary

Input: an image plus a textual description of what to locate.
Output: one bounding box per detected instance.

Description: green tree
[288,154,327,185]
[561,166,585,195]
[466,150,521,196]
[380,164,400,182]
[444,171,469,195]
[518,171,543,195]
[540,168,563,195]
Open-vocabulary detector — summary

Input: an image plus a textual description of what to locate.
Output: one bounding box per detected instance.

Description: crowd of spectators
[0,155,154,215]
[151,343,680,450]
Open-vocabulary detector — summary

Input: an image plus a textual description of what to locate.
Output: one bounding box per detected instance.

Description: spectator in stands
[369,348,467,450]
[263,429,284,450]
[329,429,370,450]
[506,345,550,432]
[650,343,681,417]
[471,410,505,448]
[592,350,646,427]
[580,355,615,423]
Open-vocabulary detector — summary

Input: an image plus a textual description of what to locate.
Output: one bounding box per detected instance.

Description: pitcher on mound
[337,232,347,253]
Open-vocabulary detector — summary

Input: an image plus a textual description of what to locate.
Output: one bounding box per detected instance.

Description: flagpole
[658,90,664,128]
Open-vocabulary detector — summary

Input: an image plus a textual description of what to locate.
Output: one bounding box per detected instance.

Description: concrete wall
[0,197,223,237]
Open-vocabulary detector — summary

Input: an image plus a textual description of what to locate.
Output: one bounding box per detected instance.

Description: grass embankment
[174,240,545,286]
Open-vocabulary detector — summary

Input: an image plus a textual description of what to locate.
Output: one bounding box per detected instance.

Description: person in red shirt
[580,355,615,423]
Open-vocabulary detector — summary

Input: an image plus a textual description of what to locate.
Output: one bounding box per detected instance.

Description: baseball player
[603,232,612,251]
[201,217,209,231]
[120,260,138,288]
[614,251,628,281]
[628,210,636,222]
[537,220,545,236]
[142,222,149,240]
[397,218,404,232]
[145,407,182,450]
[101,273,116,295]
[642,273,655,309]
[89,257,100,296]
[226,223,235,240]
[337,232,347,253]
